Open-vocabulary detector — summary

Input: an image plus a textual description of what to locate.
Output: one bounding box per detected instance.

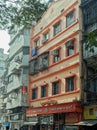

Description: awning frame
[65,120,97,126]
[23,122,38,125]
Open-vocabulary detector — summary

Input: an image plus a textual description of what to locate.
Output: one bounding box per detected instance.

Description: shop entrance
[41,125,53,130]
[40,113,65,130]
[53,113,65,130]
[41,125,48,130]
[30,124,40,130]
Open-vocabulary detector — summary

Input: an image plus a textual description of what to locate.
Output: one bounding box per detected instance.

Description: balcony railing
[81,0,93,7]
[84,14,97,27]
[86,23,97,32]
[29,52,49,75]
[84,76,97,103]
[12,65,21,75]
[83,45,97,58]
[82,0,97,27]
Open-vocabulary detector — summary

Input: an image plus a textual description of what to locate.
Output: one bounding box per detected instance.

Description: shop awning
[65,120,97,126]
[23,122,37,125]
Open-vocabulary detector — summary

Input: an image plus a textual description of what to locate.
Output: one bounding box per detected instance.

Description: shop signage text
[26,102,82,117]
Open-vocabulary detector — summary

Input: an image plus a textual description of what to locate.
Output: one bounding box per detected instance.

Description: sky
[0,0,49,54]
[0,30,10,54]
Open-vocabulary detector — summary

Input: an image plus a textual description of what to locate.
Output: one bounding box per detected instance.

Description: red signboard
[65,113,80,123]
[26,102,82,117]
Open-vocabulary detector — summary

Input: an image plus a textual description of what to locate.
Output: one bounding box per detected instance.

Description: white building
[3,26,30,130]
[0,48,8,129]
[0,48,7,84]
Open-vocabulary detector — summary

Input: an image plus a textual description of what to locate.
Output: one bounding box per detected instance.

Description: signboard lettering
[26,102,81,117]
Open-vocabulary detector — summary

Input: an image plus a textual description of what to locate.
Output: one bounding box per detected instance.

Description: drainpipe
[78,6,83,102]
[79,34,84,102]
[79,4,84,119]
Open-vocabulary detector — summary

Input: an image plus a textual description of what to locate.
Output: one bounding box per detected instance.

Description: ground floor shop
[26,102,82,130]
[70,120,97,130]
[68,105,97,130]
[5,107,25,130]
[9,112,24,129]
[78,105,97,130]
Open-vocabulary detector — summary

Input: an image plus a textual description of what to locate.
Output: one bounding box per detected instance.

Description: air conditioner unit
[7,110,13,114]
[1,103,6,107]
[16,64,21,69]
[14,115,19,120]
[10,93,17,99]
[7,98,11,102]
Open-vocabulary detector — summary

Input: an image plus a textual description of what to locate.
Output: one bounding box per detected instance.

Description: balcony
[84,77,97,104]
[0,86,7,96]
[82,1,97,27]
[29,58,39,75]
[87,23,97,32]
[84,14,97,27]
[12,65,21,75]
[29,52,49,75]
[84,55,97,68]
[81,0,93,7]
[39,52,49,71]
[39,64,48,71]
[1,103,6,108]
[83,45,97,67]
[83,46,97,58]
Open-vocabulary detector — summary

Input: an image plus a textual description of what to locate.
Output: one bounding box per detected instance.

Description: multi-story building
[81,0,97,129]
[0,48,8,84]
[0,48,8,129]
[27,0,82,130]
[3,26,30,130]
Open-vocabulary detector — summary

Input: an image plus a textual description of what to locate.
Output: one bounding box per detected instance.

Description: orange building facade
[27,0,82,130]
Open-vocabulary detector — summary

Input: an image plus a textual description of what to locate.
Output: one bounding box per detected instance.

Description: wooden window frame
[65,39,76,57]
[65,75,76,92]
[52,47,61,63]
[53,21,61,36]
[52,80,61,95]
[41,84,48,98]
[66,9,76,27]
[32,87,38,100]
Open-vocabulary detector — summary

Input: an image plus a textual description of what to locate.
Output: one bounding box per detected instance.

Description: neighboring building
[0,48,8,129]
[27,0,82,130]
[0,48,7,84]
[81,0,97,129]
[3,26,30,130]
